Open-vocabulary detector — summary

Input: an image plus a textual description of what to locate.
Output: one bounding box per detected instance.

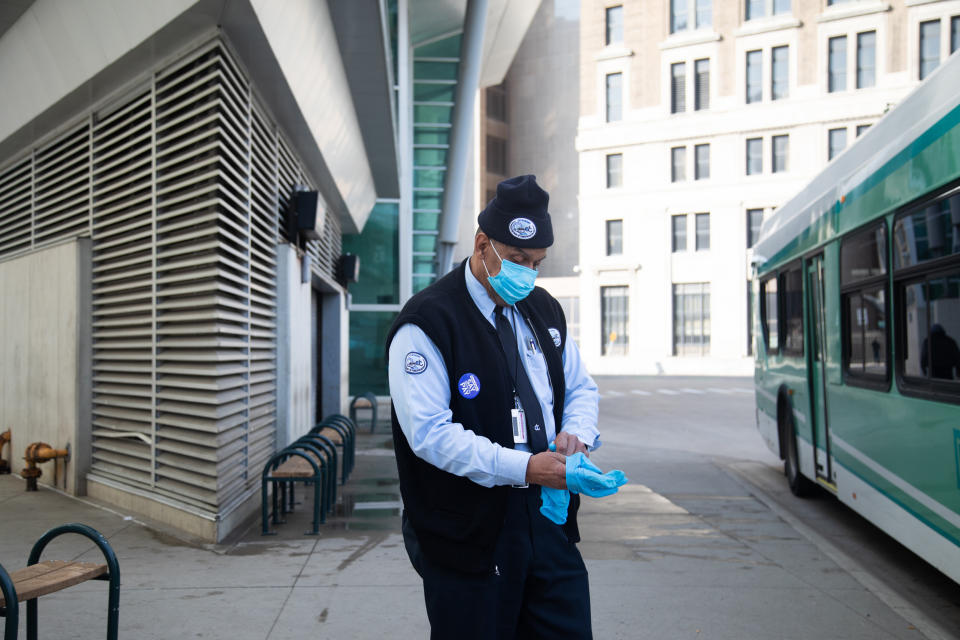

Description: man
[387,175,600,639]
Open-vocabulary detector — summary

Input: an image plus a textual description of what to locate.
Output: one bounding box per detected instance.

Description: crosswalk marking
[679,388,704,394]
[656,389,679,395]
[600,386,756,397]
[630,389,651,396]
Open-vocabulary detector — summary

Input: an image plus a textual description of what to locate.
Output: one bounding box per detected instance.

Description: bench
[0,523,120,640]
[349,392,378,433]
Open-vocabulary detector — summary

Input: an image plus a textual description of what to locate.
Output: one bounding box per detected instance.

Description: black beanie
[477,175,554,248]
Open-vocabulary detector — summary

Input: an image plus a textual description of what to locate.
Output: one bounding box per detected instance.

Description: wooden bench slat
[317,427,343,444]
[0,561,107,605]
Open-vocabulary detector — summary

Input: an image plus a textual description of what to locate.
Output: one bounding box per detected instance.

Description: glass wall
[343,201,400,305]
[348,311,396,396]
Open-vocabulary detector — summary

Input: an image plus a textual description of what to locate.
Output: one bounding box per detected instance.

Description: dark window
[606,73,623,122]
[952,16,959,54]
[856,124,871,137]
[606,219,623,256]
[781,267,803,355]
[747,208,764,248]
[486,135,506,174]
[696,0,711,28]
[696,213,710,251]
[829,36,847,92]
[900,276,960,386]
[673,283,711,356]
[771,46,789,100]
[486,85,506,122]
[606,5,624,45]
[920,20,940,80]
[601,286,629,355]
[672,215,687,252]
[746,137,762,175]
[857,31,876,89]
[772,135,788,173]
[695,144,710,180]
[695,59,710,110]
[671,62,686,113]
[893,189,960,269]
[746,0,764,21]
[670,0,687,33]
[606,153,623,188]
[761,276,779,352]
[828,127,847,161]
[748,280,754,356]
[671,146,686,182]
[842,223,889,383]
[746,50,762,103]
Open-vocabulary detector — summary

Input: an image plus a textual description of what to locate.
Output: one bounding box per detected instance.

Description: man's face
[483,237,548,276]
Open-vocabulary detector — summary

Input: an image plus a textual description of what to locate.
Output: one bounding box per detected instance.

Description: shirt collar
[464,257,502,326]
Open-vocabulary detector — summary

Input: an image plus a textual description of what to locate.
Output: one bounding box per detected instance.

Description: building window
[696,213,710,251]
[828,127,847,161]
[952,16,959,54]
[557,296,581,346]
[856,31,876,89]
[605,5,623,45]
[694,59,710,110]
[781,267,803,355]
[771,46,788,100]
[828,35,847,92]
[486,135,506,174]
[694,144,710,180]
[606,73,622,122]
[673,283,710,356]
[606,153,623,188]
[670,0,688,33]
[856,124,871,137]
[601,286,629,356]
[747,208,764,249]
[486,85,506,122]
[746,50,762,103]
[606,219,623,256]
[746,0,764,21]
[671,62,686,113]
[696,0,712,28]
[842,222,888,382]
[920,20,941,80]
[672,214,687,252]
[773,0,791,14]
[772,135,788,173]
[671,146,686,182]
[761,276,779,352]
[746,138,762,175]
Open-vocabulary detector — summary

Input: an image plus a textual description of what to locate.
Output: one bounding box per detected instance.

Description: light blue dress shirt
[388,260,600,488]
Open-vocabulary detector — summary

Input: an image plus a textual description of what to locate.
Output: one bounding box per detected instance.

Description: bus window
[841,222,889,383]
[761,276,779,352]
[781,268,803,355]
[901,276,960,383]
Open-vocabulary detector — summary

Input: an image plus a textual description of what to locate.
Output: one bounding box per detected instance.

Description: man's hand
[553,431,588,456]
[525,452,567,489]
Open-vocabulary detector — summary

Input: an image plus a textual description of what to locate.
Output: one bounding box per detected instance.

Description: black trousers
[402,487,592,640]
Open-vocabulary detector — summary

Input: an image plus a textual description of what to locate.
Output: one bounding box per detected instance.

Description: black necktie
[495,307,548,453]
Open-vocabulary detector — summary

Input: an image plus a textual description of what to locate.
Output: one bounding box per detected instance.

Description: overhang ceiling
[0,0,31,40]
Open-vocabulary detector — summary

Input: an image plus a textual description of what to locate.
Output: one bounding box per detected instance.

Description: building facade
[577,0,960,375]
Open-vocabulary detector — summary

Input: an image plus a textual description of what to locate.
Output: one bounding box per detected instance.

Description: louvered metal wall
[0,37,339,517]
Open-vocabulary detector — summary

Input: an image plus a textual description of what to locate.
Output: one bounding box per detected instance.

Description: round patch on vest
[508,217,537,240]
[404,352,427,374]
[548,327,562,348]
[457,373,481,399]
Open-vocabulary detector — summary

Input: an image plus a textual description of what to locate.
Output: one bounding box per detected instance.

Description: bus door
[806,254,833,483]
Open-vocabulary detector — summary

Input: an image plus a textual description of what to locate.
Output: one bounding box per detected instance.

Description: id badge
[511,407,527,444]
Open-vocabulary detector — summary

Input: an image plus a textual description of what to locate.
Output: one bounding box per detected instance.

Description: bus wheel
[783,412,814,497]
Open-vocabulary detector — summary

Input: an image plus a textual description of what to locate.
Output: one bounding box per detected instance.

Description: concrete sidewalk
[0,431,939,639]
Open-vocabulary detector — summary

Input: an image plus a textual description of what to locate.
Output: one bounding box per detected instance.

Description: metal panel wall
[0,37,337,519]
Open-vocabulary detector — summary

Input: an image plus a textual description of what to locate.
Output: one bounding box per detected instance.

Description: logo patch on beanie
[548,327,562,348]
[509,218,537,240]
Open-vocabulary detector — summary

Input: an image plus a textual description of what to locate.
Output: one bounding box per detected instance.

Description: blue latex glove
[565,452,628,497]
[539,449,629,524]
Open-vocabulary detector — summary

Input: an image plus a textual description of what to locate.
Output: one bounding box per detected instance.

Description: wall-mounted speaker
[294,190,324,240]
[339,253,360,284]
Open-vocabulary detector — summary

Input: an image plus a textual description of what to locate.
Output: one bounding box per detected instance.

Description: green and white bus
[752,51,960,585]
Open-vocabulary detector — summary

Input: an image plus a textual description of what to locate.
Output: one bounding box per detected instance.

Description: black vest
[387,259,581,573]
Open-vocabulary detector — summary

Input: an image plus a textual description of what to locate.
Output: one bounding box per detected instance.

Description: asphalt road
[584,375,960,639]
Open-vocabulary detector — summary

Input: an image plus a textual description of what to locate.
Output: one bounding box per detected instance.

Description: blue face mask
[483,242,538,305]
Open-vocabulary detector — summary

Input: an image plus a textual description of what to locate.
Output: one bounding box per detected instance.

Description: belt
[511,482,530,489]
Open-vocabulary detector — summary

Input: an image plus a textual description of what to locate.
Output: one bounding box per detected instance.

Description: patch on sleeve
[457,373,481,399]
[404,352,428,374]
[548,327,562,348]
